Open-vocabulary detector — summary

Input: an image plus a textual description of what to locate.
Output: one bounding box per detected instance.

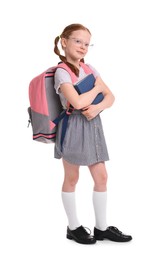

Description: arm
[60,81,104,110]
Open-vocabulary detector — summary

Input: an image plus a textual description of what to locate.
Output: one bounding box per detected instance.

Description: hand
[81,104,101,121]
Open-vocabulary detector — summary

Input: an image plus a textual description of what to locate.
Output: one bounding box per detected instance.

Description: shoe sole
[95,236,132,242]
[67,234,96,244]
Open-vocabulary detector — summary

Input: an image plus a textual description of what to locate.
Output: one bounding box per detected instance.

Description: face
[61,30,91,64]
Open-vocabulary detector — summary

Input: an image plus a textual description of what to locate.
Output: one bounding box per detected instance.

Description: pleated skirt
[54,110,109,166]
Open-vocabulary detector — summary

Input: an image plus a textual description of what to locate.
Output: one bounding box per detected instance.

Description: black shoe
[94,226,132,242]
[67,225,96,244]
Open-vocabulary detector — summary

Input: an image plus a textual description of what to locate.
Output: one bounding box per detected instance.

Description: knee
[64,173,79,188]
[99,172,108,185]
[94,172,108,190]
[68,175,79,187]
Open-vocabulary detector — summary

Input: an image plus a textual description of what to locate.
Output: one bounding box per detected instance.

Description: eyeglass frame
[67,37,94,48]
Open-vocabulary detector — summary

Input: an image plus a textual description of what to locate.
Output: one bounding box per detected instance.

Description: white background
[0,0,161,259]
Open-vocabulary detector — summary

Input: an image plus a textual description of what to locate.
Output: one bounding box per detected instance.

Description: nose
[80,43,87,49]
[80,42,85,48]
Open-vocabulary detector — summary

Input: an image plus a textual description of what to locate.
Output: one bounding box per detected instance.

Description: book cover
[74,74,104,104]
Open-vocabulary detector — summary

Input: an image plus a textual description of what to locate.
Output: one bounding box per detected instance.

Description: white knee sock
[61,192,80,230]
[93,191,108,231]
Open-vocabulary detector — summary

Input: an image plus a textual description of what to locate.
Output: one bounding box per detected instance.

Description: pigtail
[65,62,79,77]
[54,36,60,55]
[54,36,67,63]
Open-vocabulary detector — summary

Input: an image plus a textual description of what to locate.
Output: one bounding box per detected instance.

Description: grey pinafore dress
[54,64,109,166]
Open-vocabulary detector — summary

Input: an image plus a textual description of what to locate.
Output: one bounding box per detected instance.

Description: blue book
[74,74,104,104]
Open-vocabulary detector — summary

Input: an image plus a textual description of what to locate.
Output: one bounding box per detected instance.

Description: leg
[89,162,108,192]
[62,159,96,244]
[89,162,132,242]
[61,159,80,230]
[62,158,80,192]
[89,162,108,230]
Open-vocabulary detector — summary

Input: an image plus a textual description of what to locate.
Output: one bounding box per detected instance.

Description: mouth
[77,51,85,55]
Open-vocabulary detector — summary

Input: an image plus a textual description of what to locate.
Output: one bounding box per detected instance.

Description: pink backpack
[28,62,93,145]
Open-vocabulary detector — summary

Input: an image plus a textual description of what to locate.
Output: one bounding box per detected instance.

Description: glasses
[68,37,94,48]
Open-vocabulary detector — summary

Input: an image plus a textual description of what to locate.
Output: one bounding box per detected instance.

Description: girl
[53,23,132,244]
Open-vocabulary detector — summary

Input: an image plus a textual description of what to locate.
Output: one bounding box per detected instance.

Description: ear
[61,38,67,49]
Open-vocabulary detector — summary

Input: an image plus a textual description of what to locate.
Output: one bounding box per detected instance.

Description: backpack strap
[56,62,78,83]
[79,62,94,74]
[53,62,94,152]
[50,63,74,151]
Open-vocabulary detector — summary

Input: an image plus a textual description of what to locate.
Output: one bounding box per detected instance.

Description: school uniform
[54,64,109,166]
